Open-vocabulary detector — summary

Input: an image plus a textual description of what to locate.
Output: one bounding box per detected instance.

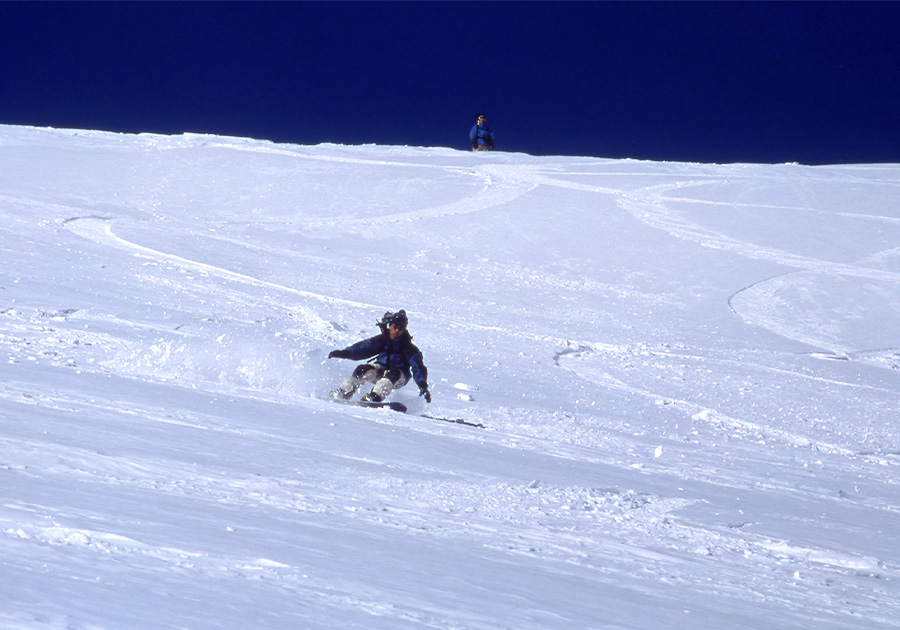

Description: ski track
[556,341,900,464]
[59,151,543,341]
[606,174,900,357]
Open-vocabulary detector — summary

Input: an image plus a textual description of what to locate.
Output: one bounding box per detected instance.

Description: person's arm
[409,349,431,402]
[329,335,383,361]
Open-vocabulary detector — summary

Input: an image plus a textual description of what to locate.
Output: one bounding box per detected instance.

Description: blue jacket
[342,331,429,388]
[470,122,494,149]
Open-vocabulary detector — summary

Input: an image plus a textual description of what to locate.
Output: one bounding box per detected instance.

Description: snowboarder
[469,114,494,151]
[328,310,432,404]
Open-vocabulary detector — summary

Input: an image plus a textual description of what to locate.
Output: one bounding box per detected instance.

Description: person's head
[381,310,408,339]
[477,114,486,124]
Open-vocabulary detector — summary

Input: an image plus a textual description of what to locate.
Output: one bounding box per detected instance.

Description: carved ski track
[554,341,900,464]
[613,176,900,281]
[188,138,541,228]
[65,217,370,309]
[62,215,595,347]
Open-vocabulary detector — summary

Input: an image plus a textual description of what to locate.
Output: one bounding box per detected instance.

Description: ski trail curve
[62,216,560,345]
[194,138,539,230]
[63,217,378,337]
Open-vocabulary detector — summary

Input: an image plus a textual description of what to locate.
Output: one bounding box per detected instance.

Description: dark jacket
[342,331,428,389]
[470,122,494,149]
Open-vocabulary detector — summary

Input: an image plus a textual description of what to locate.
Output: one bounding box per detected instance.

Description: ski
[332,398,408,413]
[420,413,485,429]
[329,396,484,428]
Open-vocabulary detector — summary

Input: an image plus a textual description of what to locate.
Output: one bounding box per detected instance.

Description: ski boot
[361,391,383,403]
[330,387,353,400]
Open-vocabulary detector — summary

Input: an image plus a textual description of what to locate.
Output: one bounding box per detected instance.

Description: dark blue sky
[2,2,898,164]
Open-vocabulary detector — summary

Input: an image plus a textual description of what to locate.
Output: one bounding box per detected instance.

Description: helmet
[380,309,408,331]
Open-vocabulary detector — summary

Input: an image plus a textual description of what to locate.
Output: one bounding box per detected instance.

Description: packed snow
[1,125,899,629]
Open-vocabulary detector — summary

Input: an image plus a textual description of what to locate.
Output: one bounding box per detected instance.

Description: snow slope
[1,125,899,629]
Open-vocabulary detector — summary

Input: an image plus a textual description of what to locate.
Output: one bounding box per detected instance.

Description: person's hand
[419,385,432,403]
[328,349,349,359]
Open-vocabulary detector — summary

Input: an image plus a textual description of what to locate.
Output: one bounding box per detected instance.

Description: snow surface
[1,125,900,629]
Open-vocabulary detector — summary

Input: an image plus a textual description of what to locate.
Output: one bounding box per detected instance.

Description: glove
[328,349,349,359]
[419,385,432,403]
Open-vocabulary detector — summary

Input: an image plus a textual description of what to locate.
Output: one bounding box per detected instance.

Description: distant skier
[328,310,432,403]
[470,114,494,151]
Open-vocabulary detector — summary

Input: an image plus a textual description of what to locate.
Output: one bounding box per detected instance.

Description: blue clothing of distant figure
[470,119,494,150]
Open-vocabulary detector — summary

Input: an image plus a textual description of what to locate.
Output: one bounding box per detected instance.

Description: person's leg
[364,367,408,402]
[332,364,378,399]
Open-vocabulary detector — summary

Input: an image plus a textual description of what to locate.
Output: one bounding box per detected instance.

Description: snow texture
[1,125,899,629]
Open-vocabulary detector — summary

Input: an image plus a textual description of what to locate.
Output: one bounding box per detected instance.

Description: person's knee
[372,377,393,398]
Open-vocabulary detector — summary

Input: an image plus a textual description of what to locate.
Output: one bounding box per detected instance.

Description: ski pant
[339,363,409,400]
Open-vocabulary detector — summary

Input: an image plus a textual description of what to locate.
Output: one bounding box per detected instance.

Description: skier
[328,310,432,404]
[469,114,494,151]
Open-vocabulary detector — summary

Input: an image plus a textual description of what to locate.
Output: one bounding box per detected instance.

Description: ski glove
[328,349,350,359]
[419,385,432,403]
